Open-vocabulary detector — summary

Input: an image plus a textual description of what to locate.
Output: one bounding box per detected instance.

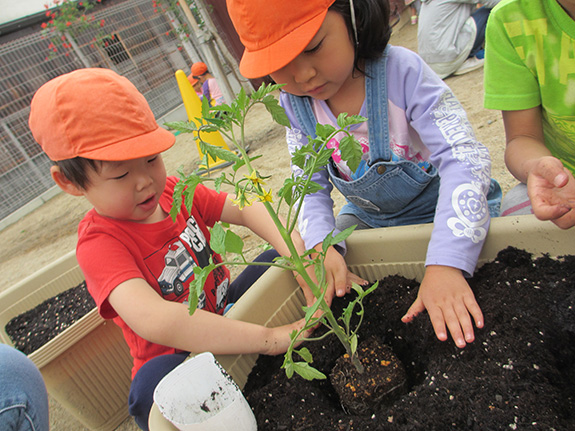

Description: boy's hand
[527,156,575,229]
[401,265,484,348]
[262,319,314,356]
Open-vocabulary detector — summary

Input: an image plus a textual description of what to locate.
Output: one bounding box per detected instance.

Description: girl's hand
[320,245,368,303]
[401,265,483,348]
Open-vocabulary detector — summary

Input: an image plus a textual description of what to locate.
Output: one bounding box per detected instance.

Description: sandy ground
[0,16,516,431]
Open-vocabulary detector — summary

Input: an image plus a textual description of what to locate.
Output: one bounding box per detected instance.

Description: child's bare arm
[401,265,484,348]
[503,108,575,227]
[221,200,366,304]
[503,107,550,183]
[108,278,308,356]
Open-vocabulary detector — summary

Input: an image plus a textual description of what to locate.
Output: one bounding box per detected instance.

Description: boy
[28,68,320,429]
[484,0,575,229]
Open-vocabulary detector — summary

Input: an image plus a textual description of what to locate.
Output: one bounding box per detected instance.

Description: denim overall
[288,50,441,228]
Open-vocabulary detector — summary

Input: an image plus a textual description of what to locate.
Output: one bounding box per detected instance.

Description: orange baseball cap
[226,0,335,78]
[191,62,208,77]
[29,68,175,161]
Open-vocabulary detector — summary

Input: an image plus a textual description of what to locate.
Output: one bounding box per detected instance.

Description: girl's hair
[54,157,99,190]
[329,0,391,74]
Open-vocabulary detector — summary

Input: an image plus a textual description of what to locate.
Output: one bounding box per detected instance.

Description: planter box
[0,250,133,431]
[148,214,575,430]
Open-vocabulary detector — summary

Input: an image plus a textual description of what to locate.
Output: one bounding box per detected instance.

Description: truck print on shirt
[157,240,196,296]
[148,214,230,313]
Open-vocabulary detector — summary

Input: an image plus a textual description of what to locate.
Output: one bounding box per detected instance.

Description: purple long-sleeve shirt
[281,46,492,276]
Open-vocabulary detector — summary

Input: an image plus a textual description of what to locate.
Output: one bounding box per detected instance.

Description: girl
[226,0,500,348]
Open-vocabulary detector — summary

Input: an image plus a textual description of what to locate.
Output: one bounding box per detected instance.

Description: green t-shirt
[484,0,575,174]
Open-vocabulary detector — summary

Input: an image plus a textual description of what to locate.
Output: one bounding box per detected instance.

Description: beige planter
[0,250,133,431]
[149,214,575,430]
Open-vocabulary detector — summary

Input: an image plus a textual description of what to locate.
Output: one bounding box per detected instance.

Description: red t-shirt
[76,176,230,377]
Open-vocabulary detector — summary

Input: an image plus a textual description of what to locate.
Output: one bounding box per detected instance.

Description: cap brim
[238,9,328,78]
[80,126,176,161]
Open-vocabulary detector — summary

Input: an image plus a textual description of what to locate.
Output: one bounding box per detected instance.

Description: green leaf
[234,88,249,111]
[350,333,358,355]
[295,347,313,363]
[302,180,323,195]
[187,264,214,315]
[304,288,325,321]
[170,179,186,222]
[198,141,240,164]
[336,113,367,129]
[291,144,314,170]
[210,223,226,255]
[278,177,296,205]
[224,229,244,255]
[315,123,337,140]
[182,175,203,213]
[314,147,335,170]
[284,361,294,379]
[213,174,225,193]
[329,225,357,246]
[262,94,290,127]
[291,362,327,381]
[339,134,363,173]
[164,120,198,134]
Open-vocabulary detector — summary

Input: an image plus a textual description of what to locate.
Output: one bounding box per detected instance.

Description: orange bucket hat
[29,68,175,161]
[226,0,336,78]
[191,61,208,77]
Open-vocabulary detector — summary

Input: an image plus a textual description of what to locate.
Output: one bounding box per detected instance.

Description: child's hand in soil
[262,319,314,356]
[527,156,575,229]
[314,244,368,306]
[401,265,484,348]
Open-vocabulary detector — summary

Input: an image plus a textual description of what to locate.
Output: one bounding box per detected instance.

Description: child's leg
[128,352,189,430]
[500,183,533,217]
[335,213,372,232]
[0,344,49,431]
[227,249,280,303]
[469,7,492,57]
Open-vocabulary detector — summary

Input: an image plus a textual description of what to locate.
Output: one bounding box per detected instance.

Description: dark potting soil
[5,281,95,355]
[244,247,575,430]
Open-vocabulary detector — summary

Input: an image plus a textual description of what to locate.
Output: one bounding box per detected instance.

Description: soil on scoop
[243,247,575,430]
[5,281,95,355]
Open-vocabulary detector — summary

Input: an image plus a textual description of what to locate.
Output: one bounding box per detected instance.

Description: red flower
[41,22,48,28]
[45,11,51,17]
[66,21,71,26]
[100,19,105,27]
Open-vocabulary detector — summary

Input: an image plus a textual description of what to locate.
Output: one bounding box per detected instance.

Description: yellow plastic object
[0,250,133,431]
[149,215,575,430]
[174,70,232,172]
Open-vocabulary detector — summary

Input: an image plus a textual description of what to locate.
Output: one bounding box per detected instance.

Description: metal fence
[0,0,221,222]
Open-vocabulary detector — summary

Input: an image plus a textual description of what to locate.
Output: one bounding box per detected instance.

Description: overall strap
[286,94,317,138]
[365,45,391,163]
[286,45,391,162]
